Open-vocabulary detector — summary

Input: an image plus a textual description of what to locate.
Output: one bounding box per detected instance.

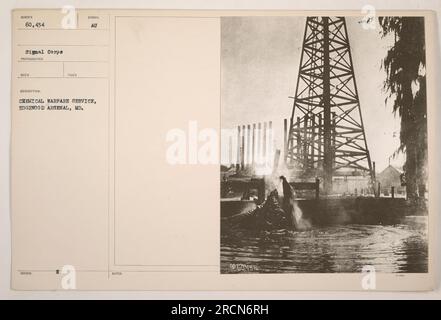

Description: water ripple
[221,216,428,273]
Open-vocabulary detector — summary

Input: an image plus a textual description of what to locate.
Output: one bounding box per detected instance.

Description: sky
[221,16,404,173]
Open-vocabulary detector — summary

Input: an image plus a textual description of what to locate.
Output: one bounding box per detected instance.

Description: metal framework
[285,17,373,193]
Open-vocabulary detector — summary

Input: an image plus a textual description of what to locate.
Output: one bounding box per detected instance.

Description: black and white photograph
[220,16,428,274]
[3,2,440,299]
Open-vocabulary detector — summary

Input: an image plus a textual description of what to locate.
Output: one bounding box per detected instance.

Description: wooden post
[296,117,301,160]
[372,161,377,195]
[318,113,323,169]
[332,112,336,170]
[315,178,320,199]
[289,117,293,164]
[311,113,316,168]
[373,161,376,180]
[323,17,332,195]
[303,114,308,169]
[391,186,395,199]
[377,182,381,198]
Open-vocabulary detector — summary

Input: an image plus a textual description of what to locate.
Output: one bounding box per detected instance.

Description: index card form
[11,9,111,289]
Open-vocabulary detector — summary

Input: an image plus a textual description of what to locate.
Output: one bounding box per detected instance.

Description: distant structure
[377,165,405,196]
[284,17,373,194]
[333,175,370,196]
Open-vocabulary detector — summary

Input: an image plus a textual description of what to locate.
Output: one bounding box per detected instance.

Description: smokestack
[236,126,241,171]
[268,121,273,162]
[263,122,267,164]
[228,135,233,165]
[257,122,262,165]
[252,123,256,166]
[247,124,251,167]
[241,125,245,169]
[284,118,288,164]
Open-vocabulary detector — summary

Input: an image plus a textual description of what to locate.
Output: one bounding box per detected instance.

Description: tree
[379,17,427,200]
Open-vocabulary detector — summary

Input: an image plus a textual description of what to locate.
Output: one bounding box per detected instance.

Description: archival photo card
[10,9,437,291]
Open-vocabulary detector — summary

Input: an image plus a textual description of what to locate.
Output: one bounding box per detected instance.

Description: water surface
[221,216,428,273]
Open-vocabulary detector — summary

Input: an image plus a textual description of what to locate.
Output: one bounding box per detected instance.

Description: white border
[1,0,441,299]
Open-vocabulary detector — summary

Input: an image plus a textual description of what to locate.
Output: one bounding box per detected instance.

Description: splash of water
[279,175,311,231]
[291,198,311,230]
[268,172,313,231]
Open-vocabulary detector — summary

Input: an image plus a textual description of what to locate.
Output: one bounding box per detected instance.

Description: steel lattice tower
[285,17,373,193]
